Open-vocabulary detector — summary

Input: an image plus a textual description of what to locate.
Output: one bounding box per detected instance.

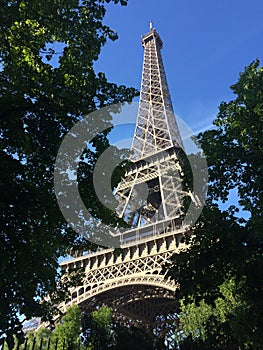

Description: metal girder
[114,146,189,231]
[59,229,189,328]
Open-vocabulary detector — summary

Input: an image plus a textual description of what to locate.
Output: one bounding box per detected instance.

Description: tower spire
[131,27,183,161]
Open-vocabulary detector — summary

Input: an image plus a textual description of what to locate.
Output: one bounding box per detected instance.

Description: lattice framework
[131,28,183,160]
[58,26,198,340]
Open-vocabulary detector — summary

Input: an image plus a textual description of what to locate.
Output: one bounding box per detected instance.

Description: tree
[22,306,82,350]
[113,324,155,350]
[23,328,52,350]
[0,0,138,345]
[198,60,263,225]
[169,61,263,349]
[81,305,156,350]
[82,306,114,350]
[51,305,83,350]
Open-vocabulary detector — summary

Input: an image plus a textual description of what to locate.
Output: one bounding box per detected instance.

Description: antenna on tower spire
[150,21,153,30]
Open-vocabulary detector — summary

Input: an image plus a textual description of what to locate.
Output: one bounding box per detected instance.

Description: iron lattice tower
[115,25,187,233]
[60,25,198,333]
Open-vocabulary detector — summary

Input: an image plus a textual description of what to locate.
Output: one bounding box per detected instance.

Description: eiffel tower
[60,24,197,330]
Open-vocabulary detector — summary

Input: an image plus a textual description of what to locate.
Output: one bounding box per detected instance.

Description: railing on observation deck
[116,218,188,246]
[59,219,189,266]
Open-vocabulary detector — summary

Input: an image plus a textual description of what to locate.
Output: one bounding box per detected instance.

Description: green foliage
[1,306,162,350]
[18,306,82,350]
[81,306,156,350]
[170,61,263,349]
[51,305,83,350]
[113,324,155,350]
[178,299,213,341]
[91,306,112,333]
[0,0,138,344]
[82,306,114,350]
[177,278,244,345]
[25,328,52,350]
[198,60,263,222]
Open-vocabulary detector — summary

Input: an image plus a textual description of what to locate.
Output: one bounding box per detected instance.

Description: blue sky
[95,0,263,134]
